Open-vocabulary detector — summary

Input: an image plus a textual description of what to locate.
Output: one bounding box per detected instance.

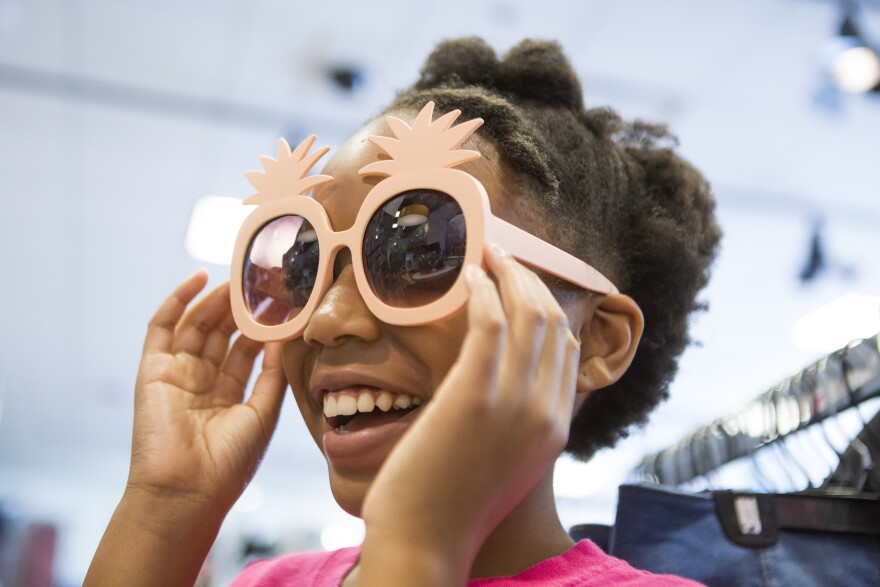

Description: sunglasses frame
[231,167,618,342]
[230,106,618,343]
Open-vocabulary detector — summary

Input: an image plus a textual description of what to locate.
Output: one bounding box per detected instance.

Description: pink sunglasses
[230,102,617,343]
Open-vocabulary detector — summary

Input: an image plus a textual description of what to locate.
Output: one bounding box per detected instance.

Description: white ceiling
[2,0,880,583]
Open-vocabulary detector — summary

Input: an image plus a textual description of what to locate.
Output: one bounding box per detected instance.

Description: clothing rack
[633,334,880,486]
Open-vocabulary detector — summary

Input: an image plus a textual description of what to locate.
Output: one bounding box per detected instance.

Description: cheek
[281,339,308,388]
[281,340,323,444]
[413,314,469,390]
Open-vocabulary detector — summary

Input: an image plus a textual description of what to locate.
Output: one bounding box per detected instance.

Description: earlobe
[576,293,644,394]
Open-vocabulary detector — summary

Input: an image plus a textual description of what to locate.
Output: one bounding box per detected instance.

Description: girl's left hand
[359,243,581,578]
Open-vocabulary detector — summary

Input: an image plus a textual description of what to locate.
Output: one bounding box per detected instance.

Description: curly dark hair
[384,38,722,460]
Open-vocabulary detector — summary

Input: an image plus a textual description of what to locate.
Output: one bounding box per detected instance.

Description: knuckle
[240,338,263,360]
[565,334,581,365]
[178,354,199,381]
[190,317,212,335]
[148,315,170,332]
[480,314,507,338]
[548,427,570,450]
[517,307,548,329]
[218,321,238,338]
[468,393,495,418]
[532,413,557,437]
[145,355,178,385]
[565,333,581,353]
[547,310,570,332]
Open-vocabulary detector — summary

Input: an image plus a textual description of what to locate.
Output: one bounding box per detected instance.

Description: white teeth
[323,395,338,418]
[376,391,393,412]
[324,390,424,419]
[337,395,358,416]
[357,393,375,412]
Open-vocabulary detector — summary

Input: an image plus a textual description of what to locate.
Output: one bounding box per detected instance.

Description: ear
[575,293,644,394]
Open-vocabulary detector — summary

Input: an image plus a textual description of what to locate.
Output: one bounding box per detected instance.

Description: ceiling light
[829,1,880,94]
[295,221,318,243]
[832,43,880,93]
[398,204,429,227]
[792,293,880,352]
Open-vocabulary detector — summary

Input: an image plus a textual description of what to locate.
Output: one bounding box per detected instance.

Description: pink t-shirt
[229,540,704,586]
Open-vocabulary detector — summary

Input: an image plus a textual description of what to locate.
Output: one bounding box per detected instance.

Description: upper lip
[309,367,425,407]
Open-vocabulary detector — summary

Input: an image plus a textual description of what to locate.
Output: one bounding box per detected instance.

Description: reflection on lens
[243,215,320,325]
[363,190,466,308]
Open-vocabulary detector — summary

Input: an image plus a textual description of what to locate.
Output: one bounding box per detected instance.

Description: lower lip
[323,407,422,470]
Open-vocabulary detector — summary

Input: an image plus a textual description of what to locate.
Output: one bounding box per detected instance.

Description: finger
[438,264,506,406]
[214,334,265,404]
[556,335,581,429]
[201,291,241,367]
[521,265,575,403]
[518,269,581,421]
[245,342,288,439]
[485,244,551,396]
[172,282,234,358]
[531,312,572,414]
[484,243,544,319]
[143,270,209,355]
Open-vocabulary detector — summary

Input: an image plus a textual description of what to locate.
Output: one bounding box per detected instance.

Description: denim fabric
[569,523,612,552]
[608,484,880,587]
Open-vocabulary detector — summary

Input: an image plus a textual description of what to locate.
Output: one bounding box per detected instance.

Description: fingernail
[464,264,485,287]
[488,242,508,258]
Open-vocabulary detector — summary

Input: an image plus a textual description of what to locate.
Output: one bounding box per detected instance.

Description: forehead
[310,113,505,231]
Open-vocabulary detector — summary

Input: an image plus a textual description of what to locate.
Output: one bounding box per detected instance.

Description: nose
[333,247,353,280]
[302,247,382,348]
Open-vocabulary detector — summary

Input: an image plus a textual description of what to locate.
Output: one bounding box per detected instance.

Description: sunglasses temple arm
[485,216,619,295]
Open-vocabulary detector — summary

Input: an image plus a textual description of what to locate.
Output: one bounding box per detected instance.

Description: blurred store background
[1,0,880,585]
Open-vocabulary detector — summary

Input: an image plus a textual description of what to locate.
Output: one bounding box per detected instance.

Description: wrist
[119,483,229,537]
[84,486,228,587]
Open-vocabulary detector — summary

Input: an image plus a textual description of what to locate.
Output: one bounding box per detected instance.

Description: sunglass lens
[242,215,320,326]
[363,190,466,308]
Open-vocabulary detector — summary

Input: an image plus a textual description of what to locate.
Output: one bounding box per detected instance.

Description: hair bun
[498,40,583,109]
[417,37,500,88]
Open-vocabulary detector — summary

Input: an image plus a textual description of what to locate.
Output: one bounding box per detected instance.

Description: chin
[328,468,373,519]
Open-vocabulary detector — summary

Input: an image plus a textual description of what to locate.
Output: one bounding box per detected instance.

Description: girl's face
[281,114,517,516]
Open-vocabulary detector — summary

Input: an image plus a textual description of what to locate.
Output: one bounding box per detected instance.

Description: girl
[86,38,720,586]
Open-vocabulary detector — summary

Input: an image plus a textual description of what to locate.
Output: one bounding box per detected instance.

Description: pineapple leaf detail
[358,101,484,178]
[244,136,333,205]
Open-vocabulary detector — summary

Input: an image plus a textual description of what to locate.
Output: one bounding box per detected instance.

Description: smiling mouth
[323,386,424,433]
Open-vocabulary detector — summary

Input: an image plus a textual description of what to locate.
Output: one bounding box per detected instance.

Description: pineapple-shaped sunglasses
[230,102,617,342]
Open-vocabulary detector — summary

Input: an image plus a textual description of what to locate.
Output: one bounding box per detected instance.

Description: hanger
[788,372,838,484]
[842,340,880,457]
[769,384,814,490]
[634,335,880,487]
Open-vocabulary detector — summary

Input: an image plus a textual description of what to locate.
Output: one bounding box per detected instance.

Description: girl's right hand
[86,271,286,586]
[128,270,287,511]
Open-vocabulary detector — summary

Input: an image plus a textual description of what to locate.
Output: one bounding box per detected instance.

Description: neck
[343,467,575,587]
[468,466,575,579]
